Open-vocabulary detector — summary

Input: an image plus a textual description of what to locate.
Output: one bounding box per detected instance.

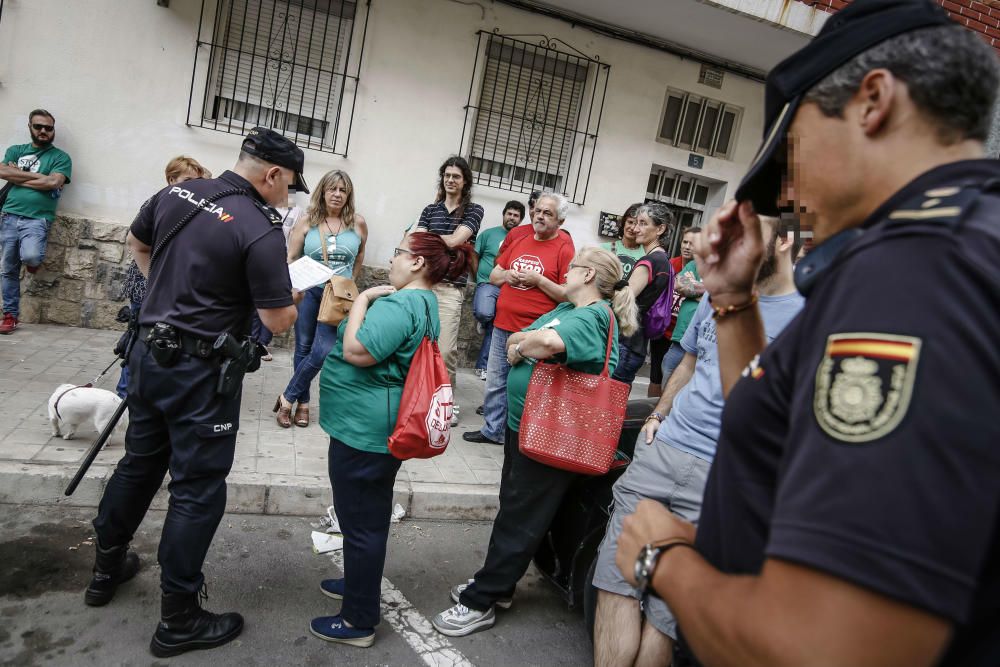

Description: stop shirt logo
[510,254,544,290]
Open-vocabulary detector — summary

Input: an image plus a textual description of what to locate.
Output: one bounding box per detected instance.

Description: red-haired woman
[309,232,474,648]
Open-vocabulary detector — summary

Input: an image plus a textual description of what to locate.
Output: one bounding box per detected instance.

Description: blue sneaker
[320,578,344,600]
[310,615,375,647]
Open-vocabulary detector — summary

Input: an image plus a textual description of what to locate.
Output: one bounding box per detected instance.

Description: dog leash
[53,355,122,421]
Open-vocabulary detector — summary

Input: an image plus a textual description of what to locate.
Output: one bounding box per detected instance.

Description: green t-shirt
[506,301,619,433]
[1,144,72,222]
[319,289,440,454]
[599,240,646,277]
[671,260,702,343]
[474,225,510,283]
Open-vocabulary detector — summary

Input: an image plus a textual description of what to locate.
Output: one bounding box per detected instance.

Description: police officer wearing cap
[614,1,1000,665]
[85,128,305,658]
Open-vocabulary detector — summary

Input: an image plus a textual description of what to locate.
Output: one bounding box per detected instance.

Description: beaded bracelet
[711,293,759,321]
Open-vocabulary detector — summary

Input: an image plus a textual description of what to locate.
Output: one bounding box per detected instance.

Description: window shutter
[470,38,588,190]
[212,0,354,143]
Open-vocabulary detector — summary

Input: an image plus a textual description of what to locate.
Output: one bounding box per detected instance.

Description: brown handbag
[316,228,358,326]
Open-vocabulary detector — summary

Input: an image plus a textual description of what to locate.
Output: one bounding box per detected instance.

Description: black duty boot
[150,590,244,658]
[84,542,140,607]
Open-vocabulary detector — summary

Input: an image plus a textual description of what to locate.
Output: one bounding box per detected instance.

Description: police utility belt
[139,323,262,399]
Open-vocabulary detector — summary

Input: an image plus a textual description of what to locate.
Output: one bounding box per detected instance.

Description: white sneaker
[450,405,460,427]
[431,603,495,637]
[450,579,513,609]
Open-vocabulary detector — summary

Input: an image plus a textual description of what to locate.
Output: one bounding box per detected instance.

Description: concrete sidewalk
[0,323,647,520]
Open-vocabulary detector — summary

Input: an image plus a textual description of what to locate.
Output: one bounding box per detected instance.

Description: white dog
[47,384,129,442]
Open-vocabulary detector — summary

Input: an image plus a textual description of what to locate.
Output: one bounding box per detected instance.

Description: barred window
[187,0,369,156]
[658,88,741,160]
[461,32,611,205]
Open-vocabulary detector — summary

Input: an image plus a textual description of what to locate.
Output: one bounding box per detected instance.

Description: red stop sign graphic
[510,254,544,290]
[511,254,544,275]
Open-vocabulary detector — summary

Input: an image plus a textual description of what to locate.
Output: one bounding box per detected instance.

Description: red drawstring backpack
[387,299,453,460]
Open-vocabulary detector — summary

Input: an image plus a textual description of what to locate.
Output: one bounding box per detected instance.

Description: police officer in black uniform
[614,2,1000,666]
[85,128,304,658]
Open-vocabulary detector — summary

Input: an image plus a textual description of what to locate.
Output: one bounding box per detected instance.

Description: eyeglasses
[442,174,463,181]
[393,247,413,257]
[31,123,54,132]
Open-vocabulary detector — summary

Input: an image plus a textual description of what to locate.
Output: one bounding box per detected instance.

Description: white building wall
[0,0,768,267]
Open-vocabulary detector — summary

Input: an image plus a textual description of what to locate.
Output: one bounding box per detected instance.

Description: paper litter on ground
[312,531,344,554]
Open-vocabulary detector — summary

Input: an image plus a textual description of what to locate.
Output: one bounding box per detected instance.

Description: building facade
[0,0,993,355]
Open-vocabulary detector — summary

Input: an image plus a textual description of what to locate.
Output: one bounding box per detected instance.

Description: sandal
[293,403,310,428]
[273,396,293,428]
[261,347,273,362]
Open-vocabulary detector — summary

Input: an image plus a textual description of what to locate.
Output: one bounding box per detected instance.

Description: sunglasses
[31,123,54,132]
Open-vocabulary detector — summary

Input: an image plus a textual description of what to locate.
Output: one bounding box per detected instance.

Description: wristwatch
[634,539,693,596]
[514,343,536,365]
[645,411,665,423]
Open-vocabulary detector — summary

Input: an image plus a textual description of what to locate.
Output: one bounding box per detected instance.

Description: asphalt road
[0,504,592,666]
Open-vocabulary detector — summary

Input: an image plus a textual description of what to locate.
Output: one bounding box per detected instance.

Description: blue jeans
[1,213,51,316]
[480,327,513,442]
[472,283,500,371]
[329,435,401,628]
[115,298,143,399]
[284,285,336,404]
[611,345,646,386]
[661,341,687,386]
[251,310,273,346]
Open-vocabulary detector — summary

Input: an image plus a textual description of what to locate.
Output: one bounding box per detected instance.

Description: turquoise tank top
[303,225,363,278]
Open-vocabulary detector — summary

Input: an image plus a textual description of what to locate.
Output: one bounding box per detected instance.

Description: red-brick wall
[796,0,1000,53]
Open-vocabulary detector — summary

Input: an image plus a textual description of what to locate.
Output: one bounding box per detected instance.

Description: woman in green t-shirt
[431,247,638,638]
[309,232,474,648]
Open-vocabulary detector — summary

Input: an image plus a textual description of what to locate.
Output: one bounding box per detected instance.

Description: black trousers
[460,428,578,611]
[93,339,241,595]
[329,436,402,629]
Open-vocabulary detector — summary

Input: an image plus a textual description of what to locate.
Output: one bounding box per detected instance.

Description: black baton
[64,399,128,496]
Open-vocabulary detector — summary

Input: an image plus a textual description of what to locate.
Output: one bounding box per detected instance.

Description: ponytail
[611,287,639,337]
[576,247,639,337]
[407,232,476,285]
[442,244,476,282]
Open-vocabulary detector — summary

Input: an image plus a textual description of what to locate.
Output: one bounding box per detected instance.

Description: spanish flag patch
[813,333,921,443]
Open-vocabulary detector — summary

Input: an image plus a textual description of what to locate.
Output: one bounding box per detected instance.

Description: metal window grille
[186,0,370,156]
[460,31,610,205]
[659,88,741,160]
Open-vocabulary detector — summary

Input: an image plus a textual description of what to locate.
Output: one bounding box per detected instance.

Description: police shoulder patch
[813,333,921,443]
[250,199,282,225]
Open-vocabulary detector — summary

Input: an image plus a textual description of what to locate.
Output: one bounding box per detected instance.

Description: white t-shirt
[276,206,304,245]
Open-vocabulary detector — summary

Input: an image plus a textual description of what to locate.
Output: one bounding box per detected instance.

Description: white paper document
[288,256,335,292]
[311,530,343,554]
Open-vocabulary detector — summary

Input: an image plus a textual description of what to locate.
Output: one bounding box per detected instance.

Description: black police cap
[735,0,954,216]
[241,127,310,194]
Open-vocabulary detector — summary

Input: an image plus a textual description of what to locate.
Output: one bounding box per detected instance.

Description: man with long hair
[415,156,483,424]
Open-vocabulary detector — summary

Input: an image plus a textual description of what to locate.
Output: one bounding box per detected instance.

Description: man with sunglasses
[0,109,72,334]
